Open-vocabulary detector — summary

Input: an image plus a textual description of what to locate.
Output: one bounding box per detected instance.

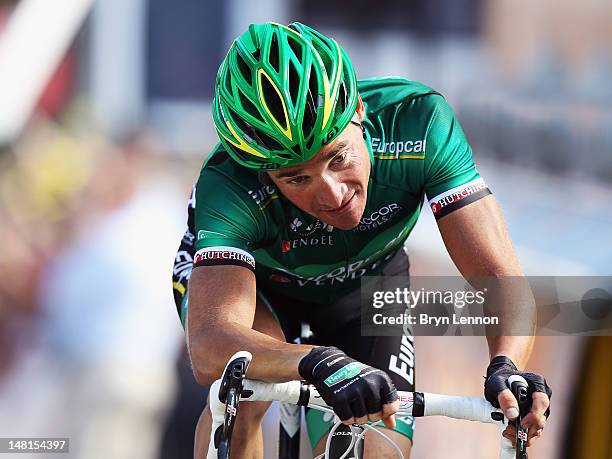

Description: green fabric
[194,77,482,304]
[180,294,189,328]
[305,408,415,449]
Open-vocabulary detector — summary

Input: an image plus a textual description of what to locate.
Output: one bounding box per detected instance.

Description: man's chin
[314,192,367,230]
[318,208,365,231]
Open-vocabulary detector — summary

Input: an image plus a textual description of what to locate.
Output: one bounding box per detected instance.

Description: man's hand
[299,346,399,428]
[484,356,552,447]
[500,390,549,447]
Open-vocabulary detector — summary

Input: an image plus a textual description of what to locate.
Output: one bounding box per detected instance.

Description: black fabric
[265,290,415,391]
[484,355,552,417]
[193,257,255,272]
[298,346,397,421]
[433,188,492,220]
[297,381,311,406]
[259,250,415,394]
[412,392,425,417]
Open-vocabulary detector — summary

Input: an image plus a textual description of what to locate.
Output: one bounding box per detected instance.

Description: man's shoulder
[363,78,457,191]
[358,77,441,113]
[194,143,279,217]
[197,143,260,190]
[190,144,279,248]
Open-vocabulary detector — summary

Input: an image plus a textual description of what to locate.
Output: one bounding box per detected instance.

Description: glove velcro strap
[487,355,518,376]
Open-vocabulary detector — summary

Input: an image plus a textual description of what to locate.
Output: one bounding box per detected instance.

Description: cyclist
[172,22,552,458]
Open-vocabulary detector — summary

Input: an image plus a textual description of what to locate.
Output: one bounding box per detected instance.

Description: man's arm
[186,265,313,385]
[437,194,551,446]
[187,265,400,429]
[436,194,534,367]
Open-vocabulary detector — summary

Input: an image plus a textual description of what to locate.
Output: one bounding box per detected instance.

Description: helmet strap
[258,171,274,186]
[350,117,366,140]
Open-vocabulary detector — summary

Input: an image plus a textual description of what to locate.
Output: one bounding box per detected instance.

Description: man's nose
[316,173,347,209]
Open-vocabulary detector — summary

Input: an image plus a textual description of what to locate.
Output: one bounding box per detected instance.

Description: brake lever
[214,351,252,457]
[218,352,251,403]
[508,375,529,459]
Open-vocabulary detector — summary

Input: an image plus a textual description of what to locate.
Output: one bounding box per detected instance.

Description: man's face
[268,121,370,230]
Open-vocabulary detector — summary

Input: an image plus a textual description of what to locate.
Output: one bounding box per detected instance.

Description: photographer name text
[372,312,499,326]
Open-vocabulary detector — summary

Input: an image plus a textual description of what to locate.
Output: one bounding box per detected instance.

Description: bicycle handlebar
[207,352,518,459]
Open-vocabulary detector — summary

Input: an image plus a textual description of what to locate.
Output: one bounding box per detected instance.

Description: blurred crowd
[0,122,191,458]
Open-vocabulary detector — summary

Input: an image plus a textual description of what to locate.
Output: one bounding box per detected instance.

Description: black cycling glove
[484,356,552,417]
[299,346,397,422]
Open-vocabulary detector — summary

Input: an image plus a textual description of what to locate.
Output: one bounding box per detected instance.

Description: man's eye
[332,152,348,166]
[287,176,307,185]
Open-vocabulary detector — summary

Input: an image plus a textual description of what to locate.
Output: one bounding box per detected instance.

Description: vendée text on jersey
[289,229,409,286]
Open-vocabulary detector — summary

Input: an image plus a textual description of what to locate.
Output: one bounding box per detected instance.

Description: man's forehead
[273,141,349,178]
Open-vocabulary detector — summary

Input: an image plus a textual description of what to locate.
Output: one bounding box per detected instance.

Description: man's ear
[356,94,365,121]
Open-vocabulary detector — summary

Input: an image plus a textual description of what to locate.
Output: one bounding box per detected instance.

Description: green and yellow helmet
[212,22,358,170]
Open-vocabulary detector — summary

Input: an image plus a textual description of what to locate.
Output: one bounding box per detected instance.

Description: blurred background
[0,0,611,458]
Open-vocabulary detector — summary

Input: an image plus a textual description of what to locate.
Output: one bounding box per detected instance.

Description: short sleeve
[192,167,267,272]
[422,95,491,219]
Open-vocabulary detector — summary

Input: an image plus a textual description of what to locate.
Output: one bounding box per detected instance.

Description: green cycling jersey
[188,77,490,304]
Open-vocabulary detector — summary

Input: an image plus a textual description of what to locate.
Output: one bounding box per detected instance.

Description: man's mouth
[323,191,356,215]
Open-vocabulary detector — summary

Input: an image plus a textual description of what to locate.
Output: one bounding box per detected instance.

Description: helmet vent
[260,74,288,131]
[287,35,302,60]
[308,66,319,102]
[228,106,255,138]
[253,129,283,152]
[224,71,233,94]
[305,134,315,151]
[236,52,252,84]
[269,32,280,73]
[302,65,318,137]
[336,81,347,115]
[276,151,293,159]
[238,89,261,121]
[311,41,333,78]
[288,61,300,107]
